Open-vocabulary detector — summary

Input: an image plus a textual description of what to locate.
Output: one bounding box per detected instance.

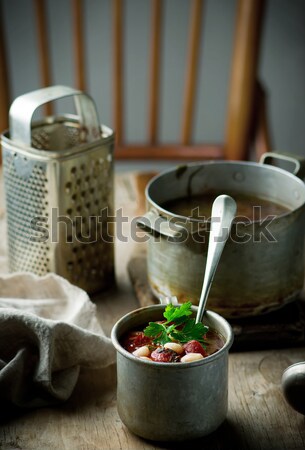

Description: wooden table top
[1,172,305,450]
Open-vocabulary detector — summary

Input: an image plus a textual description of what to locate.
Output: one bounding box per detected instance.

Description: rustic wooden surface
[0,172,305,450]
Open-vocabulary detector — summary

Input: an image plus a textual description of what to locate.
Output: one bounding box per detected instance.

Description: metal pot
[137,153,305,318]
[111,304,233,441]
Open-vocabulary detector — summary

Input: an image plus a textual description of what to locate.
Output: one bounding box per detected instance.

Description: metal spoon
[196,195,237,324]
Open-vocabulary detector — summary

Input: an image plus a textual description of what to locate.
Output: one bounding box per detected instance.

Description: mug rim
[282,361,305,375]
[111,304,234,369]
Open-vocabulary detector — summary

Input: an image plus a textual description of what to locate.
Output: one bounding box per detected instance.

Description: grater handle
[9,85,101,146]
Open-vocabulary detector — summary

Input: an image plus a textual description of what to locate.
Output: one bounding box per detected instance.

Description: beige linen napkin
[0,272,116,412]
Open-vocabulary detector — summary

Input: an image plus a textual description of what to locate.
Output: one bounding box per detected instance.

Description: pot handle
[259,152,305,179]
[136,210,187,241]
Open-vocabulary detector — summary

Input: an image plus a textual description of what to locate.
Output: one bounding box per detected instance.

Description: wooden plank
[115,143,224,160]
[113,0,124,144]
[181,0,204,145]
[34,0,53,115]
[72,0,86,91]
[225,0,265,160]
[1,348,305,450]
[0,173,305,449]
[148,0,162,144]
[254,80,272,160]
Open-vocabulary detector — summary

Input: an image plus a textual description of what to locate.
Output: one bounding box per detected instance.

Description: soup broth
[161,192,291,221]
[121,327,224,363]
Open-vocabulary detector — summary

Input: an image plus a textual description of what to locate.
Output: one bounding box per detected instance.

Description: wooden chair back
[0,0,271,161]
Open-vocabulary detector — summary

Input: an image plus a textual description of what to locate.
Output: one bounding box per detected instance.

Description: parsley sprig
[144,301,209,346]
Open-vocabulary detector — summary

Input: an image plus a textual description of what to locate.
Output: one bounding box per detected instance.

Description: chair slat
[225,0,265,160]
[113,0,124,144]
[0,0,269,163]
[148,0,162,144]
[34,0,53,115]
[72,0,86,91]
[254,80,272,159]
[115,143,223,160]
[181,0,204,145]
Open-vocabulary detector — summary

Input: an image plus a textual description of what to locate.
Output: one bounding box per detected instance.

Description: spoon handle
[196,195,237,324]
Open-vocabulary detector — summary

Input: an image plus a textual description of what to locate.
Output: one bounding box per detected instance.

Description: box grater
[1,85,115,294]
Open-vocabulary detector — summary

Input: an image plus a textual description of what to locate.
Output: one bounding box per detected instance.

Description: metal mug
[111,303,233,441]
[282,361,305,415]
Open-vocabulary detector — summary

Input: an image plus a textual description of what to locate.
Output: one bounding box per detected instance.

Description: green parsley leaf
[143,321,172,345]
[143,302,209,346]
[163,301,193,323]
[170,319,209,345]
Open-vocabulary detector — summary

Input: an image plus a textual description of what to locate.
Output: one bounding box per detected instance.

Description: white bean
[181,353,204,363]
[164,342,184,354]
[140,356,152,361]
[133,345,150,357]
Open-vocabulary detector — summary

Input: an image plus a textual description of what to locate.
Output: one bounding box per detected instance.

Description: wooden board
[128,252,305,351]
[1,173,305,450]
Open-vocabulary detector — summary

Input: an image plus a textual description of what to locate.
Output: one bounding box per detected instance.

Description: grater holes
[5,136,113,286]
[3,156,49,276]
[76,231,83,240]
[66,126,80,145]
[66,182,72,192]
